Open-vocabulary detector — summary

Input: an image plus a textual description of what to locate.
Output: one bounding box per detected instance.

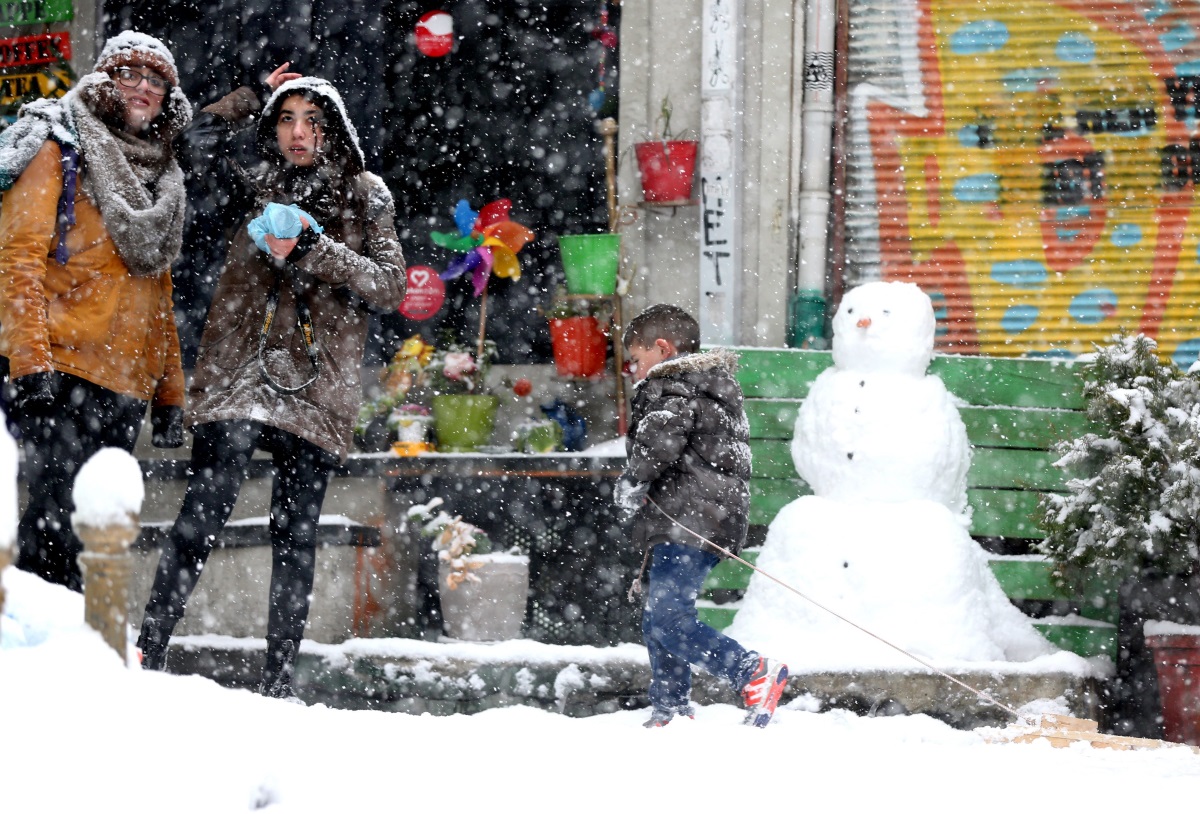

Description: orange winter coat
[0,140,184,407]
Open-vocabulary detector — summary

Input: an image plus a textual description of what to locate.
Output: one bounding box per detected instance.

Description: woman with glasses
[135,66,405,700]
[0,32,192,590]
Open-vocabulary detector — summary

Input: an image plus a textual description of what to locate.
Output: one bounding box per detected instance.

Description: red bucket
[1145,632,1200,746]
[634,140,698,202]
[549,316,608,378]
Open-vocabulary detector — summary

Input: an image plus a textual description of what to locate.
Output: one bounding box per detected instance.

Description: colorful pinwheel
[432,198,535,297]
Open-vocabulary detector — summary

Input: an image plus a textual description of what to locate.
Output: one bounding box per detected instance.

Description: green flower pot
[559,233,620,295]
[432,394,499,452]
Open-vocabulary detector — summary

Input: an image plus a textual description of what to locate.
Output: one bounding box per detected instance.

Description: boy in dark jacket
[616,304,788,727]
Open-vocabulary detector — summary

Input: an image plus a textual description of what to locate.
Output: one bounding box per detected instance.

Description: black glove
[151,405,185,448]
[285,226,321,263]
[613,476,650,517]
[9,371,57,416]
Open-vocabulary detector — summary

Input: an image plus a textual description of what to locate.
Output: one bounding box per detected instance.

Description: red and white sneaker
[741,657,788,728]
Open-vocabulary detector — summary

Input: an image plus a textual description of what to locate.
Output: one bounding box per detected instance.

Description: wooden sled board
[982,715,1200,753]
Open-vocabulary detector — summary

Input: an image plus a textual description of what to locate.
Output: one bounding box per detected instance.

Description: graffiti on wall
[862,0,1200,364]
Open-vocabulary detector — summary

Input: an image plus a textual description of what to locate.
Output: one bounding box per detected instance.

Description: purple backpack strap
[54,144,79,265]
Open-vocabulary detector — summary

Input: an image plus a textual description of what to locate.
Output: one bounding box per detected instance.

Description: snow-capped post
[0,416,18,644]
[73,448,145,663]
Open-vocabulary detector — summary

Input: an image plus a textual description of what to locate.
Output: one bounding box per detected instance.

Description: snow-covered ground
[3,568,1199,813]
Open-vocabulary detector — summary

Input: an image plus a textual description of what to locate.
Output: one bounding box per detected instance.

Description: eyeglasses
[113,67,169,97]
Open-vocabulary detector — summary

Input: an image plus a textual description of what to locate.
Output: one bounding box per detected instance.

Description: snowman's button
[847,452,854,460]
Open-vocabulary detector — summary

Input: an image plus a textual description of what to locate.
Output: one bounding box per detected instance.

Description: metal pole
[598,117,619,231]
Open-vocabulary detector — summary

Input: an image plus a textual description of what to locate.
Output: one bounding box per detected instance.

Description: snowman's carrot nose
[856,317,872,328]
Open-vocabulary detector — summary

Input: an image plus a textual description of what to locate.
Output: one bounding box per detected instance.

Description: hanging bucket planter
[559,234,620,295]
[549,315,609,378]
[1145,630,1200,746]
[634,140,699,202]
[431,394,498,452]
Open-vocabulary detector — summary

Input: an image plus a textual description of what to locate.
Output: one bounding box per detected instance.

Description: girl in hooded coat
[137,69,406,699]
[0,32,192,591]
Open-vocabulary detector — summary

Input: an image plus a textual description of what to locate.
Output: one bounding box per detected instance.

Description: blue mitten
[247,203,324,254]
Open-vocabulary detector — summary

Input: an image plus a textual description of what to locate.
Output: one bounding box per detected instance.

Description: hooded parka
[625,348,752,557]
[184,79,406,461]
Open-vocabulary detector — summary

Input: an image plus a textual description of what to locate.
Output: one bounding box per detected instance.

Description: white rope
[645,497,1030,723]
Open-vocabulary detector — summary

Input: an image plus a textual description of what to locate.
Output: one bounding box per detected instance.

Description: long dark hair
[250,89,362,235]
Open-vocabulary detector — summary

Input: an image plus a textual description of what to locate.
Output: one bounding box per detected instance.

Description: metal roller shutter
[845,0,1200,365]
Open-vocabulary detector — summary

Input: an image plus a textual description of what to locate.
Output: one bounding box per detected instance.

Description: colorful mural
[862,0,1200,364]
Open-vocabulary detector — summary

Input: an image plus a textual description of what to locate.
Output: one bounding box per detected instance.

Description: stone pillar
[77,514,138,663]
[0,544,10,645]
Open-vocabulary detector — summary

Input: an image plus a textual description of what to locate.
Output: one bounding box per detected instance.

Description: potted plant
[356,334,437,453]
[407,498,530,641]
[545,293,612,378]
[633,93,699,203]
[1037,333,1200,740]
[427,337,500,453]
[513,418,563,453]
[389,404,433,455]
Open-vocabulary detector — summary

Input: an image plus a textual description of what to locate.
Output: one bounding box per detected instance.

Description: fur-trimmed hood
[255,77,364,175]
[637,347,740,388]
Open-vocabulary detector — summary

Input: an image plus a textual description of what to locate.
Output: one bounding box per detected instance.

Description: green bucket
[787,290,828,349]
[559,234,621,295]
[432,395,499,452]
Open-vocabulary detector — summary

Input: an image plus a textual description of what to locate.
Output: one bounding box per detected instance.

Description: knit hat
[93,31,179,87]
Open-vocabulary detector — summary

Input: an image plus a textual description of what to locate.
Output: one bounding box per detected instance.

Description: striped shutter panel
[844,0,1200,366]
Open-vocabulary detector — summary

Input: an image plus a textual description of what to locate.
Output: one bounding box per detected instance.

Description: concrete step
[163,636,1104,729]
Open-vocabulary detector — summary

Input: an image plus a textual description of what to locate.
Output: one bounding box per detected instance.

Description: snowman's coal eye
[847,308,854,314]
[882,309,890,316]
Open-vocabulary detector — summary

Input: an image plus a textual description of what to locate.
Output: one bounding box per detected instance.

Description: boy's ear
[655,338,678,356]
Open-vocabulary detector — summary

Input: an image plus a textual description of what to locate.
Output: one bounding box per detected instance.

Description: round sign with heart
[415,11,454,58]
[399,265,446,320]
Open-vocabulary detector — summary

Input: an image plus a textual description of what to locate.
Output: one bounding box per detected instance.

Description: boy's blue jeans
[642,542,759,712]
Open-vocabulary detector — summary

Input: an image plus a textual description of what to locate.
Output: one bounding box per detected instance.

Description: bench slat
[967,448,1065,491]
[749,481,1049,539]
[747,401,1094,449]
[749,440,1066,491]
[737,349,831,399]
[736,349,1086,410]
[930,356,1087,409]
[1033,623,1116,658]
[958,407,1094,450]
[965,489,1046,539]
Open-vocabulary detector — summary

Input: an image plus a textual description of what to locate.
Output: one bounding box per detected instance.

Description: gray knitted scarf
[66,87,185,277]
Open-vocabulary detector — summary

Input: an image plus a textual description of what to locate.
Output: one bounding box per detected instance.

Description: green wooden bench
[697,348,1118,659]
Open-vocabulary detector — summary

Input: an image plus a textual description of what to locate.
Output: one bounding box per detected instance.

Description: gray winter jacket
[624,348,752,556]
[185,82,406,461]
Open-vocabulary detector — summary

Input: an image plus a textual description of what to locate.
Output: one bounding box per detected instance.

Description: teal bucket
[559,234,621,295]
[788,290,828,349]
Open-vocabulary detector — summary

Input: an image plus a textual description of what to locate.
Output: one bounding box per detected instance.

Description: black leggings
[141,420,337,648]
[12,372,146,591]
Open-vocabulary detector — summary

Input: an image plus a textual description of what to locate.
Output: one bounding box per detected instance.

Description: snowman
[727,281,1059,669]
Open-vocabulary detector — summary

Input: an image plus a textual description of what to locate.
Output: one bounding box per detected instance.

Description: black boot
[136,614,171,672]
[259,639,302,702]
